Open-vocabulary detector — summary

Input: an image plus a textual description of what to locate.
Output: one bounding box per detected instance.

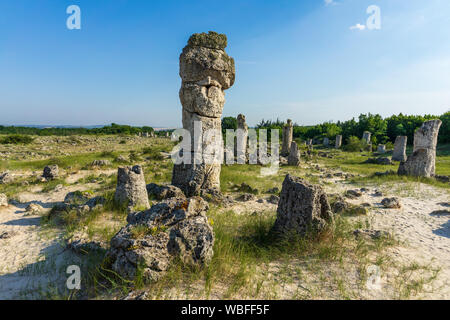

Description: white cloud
[350,23,366,31]
[324,0,337,6]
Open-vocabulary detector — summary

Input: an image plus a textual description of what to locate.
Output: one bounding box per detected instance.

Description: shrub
[343,136,368,152]
[0,134,34,145]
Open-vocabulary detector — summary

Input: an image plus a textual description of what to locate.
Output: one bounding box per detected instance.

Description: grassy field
[0,135,448,299]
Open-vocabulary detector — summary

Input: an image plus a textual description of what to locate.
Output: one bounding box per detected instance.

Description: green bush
[0,134,34,144]
[343,136,368,152]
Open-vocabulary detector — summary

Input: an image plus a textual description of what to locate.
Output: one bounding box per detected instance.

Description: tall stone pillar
[398,120,442,177]
[392,136,407,162]
[362,131,371,144]
[335,135,342,149]
[236,114,248,164]
[323,137,329,147]
[172,32,235,198]
[281,119,293,156]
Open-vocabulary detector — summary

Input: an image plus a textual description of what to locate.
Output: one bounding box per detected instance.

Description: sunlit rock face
[172,32,235,199]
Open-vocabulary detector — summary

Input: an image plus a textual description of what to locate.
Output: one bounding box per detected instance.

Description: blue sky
[0,0,449,127]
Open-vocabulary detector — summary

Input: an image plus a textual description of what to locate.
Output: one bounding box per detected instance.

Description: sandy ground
[0,167,449,299]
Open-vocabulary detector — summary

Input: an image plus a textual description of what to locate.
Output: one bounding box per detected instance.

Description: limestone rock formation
[0,171,13,184]
[107,197,214,282]
[362,131,371,144]
[335,135,342,149]
[91,160,111,167]
[392,136,407,162]
[172,31,235,199]
[287,142,300,166]
[381,197,401,209]
[235,114,248,164]
[377,145,386,154]
[323,138,329,147]
[398,120,442,177]
[43,165,59,180]
[146,183,186,200]
[0,193,7,207]
[281,119,293,156]
[272,175,333,237]
[114,165,150,210]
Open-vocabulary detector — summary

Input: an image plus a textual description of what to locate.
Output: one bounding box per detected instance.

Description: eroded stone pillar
[281,119,293,156]
[172,32,235,198]
[323,137,329,147]
[236,114,248,164]
[392,136,407,162]
[398,120,442,177]
[288,142,300,166]
[335,135,342,149]
[377,144,386,154]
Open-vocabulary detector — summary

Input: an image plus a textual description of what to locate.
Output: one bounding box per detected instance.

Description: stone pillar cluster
[398,120,442,177]
[172,31,235,198]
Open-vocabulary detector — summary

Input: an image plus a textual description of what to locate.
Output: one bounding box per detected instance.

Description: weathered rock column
[377,144,386,154]
[392,136,407,162]
[272,174,333,237]
[362,131,371,144]
[172,32,235,198]
[323,137,329,147]
[288,142,300,166]
[335,135,342,149]
[236,114,248,164]
[281,119,293,156]
[114,165,150,210]
[398,120,442,177]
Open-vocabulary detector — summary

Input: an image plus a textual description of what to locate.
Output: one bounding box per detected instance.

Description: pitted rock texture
[235,114,248,164]
[272,175,333,237]
[107,197,214,282]
[43,165,59,180]
[0,171,13,184]
[172,31,235,198]
[281,119,293,156]
[114,165,150,210]
[392,136,407,162]
[288,142,300,166]
[398,120,442,177]
[362,131,371,144]
[0,193,7,207]
[146,183,186,200]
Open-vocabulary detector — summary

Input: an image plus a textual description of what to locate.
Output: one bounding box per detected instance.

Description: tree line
[251,112,449,145]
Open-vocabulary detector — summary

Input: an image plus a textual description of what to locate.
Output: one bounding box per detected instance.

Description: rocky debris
[114,166,150,210]
[381,197,402,209]
[107,197,214,282]
[64,191,91,204]
[377,144,386,154]
[0,171,13,184]
[235,114,248,164]
[266,187,280,194]
[392,136,407,162]
[267,195,280,205]
[365,157,393,165]
[374,190,383,197]
[398,120,442,177]
[272,174,333,237]
[435,175,450,183]
[43,165,59,180]
[353,229,390,241]
[54,184,64,192]
[172,32,235,199]
[91,160,111,167]
[25,203,43,215]
[345,189,362,199]
[0,231,14,239]
[85,196,106,210]
[0,193,7,206]
[115,155,129,163]
[349,206,369,215]
[123,291,149,301]
[281,119,294,156]
[279,156,288,165]
[67,234,106,255]
[236,193,256,202]
[49,196,105,220]
[287,142,301,166]
[146,183,186,200]
[335,135,342,149]
[331,198,350,214]
[229,183,259,194]
[374,170,396,176]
